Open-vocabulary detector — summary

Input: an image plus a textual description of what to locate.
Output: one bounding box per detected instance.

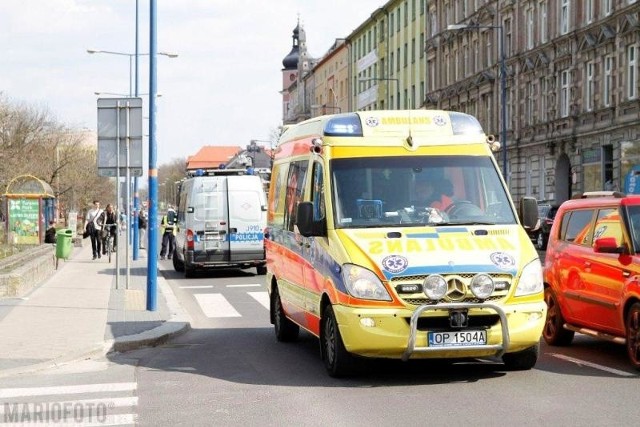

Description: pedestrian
[44,220,57,244]
[159,205,177,260]
[86,200,103,260]
[138,208,148,249]
[97,203,118,254]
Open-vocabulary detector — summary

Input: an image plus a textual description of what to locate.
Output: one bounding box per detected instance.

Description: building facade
[280,0,640,204]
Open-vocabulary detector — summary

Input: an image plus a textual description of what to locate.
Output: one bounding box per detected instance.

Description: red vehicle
[543,191,640,369]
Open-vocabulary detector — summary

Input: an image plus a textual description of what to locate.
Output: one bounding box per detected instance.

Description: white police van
[172,168,267,277]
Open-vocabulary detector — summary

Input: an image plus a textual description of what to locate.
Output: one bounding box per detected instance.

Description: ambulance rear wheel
[321,305,354,377]
[273,286,299,342]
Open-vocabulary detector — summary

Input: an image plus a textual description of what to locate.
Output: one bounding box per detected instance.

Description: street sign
[97,97,144,177]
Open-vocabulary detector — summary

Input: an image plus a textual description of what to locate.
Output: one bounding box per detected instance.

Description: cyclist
[99,203,118,255]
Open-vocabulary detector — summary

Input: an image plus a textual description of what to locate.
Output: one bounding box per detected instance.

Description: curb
[0,272,192,378]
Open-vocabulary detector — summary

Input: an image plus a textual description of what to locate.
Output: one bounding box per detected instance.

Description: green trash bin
[55,228,74,268]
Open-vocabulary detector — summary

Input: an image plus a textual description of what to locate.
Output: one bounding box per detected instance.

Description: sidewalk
[0,240,191,378]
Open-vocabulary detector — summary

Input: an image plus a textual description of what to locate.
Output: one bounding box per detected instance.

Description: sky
[0,0,383,167]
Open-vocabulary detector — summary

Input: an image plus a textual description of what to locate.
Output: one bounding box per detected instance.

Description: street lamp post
[358,77,400,109]
[447,23,507,180]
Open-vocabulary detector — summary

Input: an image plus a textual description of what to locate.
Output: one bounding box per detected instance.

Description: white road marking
[0,382,137,398]
[227,284,262,288]
[179,285,214,289]
[194,293,241,318]
[248,291,270,309]
[550,353,637,377]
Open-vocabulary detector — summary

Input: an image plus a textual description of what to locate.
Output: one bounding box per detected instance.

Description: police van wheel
[502,343,539,371]
[173,254,184,272]
[321,305,353,377]
[273,286,299,342]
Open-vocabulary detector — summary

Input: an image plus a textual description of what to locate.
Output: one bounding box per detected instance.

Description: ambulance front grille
[389,273,512,305]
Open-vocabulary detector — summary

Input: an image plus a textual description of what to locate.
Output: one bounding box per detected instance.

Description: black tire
[543,287,574,346]
[256,264,267,275]
[272,286,299,342]
[173,253,185,272]
[320,305,354,377]
[625,302,640,370]
[502,343,539,371]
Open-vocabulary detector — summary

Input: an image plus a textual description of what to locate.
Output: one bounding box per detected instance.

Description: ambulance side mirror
[296,202,326,237]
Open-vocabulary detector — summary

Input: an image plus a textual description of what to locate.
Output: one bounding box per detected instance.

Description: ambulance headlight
[423,275,447,300]
[515,259,543,296]
[342,264,391,301]
[470,274,494,299]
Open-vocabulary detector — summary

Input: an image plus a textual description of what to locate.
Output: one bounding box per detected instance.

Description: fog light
[423,275,447,300]
[360,317,376,327]
[470,274,494,299]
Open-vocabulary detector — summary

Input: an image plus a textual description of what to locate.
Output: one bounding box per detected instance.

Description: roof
[185,146,242,170]
[4,174,55,197]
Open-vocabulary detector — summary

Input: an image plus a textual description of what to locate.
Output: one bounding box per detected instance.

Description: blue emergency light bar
[323,113,363,137]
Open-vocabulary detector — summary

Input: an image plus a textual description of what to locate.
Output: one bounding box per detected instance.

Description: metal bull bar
[402,302,510,361]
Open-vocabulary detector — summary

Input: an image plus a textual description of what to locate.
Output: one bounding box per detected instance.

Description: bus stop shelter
[3,174,56,245]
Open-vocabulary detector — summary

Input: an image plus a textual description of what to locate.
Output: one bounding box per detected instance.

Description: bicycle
[102,223,118,263]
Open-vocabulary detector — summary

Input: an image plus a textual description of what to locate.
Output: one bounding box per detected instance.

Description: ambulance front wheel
[321,305,354,377]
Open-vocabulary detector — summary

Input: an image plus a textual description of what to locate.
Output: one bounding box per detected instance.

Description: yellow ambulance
[265,110,545,377]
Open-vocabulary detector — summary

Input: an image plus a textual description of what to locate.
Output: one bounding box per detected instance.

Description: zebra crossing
[180,284,270,318]
[0,382,138,426]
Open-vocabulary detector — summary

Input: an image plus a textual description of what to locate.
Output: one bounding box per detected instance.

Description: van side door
[226,176,267,262]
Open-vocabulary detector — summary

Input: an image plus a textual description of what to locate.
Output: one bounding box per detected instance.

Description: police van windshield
[331,155,515,228]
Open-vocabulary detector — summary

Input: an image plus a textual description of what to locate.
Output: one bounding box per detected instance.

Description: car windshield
[626,205,640,253]
[331,155,516,228]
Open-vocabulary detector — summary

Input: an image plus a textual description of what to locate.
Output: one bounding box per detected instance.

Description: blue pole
[133,0,140,260]
[147,0,158,311]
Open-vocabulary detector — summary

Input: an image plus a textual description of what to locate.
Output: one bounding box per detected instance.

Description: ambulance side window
[284,160,308,232]
[311,162,325,221]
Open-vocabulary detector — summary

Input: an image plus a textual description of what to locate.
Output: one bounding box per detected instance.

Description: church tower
[281,21,301,123]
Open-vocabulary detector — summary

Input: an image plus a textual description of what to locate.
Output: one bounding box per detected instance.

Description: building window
[628,44,638,100]
[420,32,425,58]
[526,7,534,49]
[483,31,492,67]
[404,1,408,26]
[472,39,479,72]
[603,0,613,15]
[390,52,395,75]
[540,77,547,121]
[560,70,570,117]
[404,43,408,67]
[397,7,401,32]
[560,0,570,35]
[411,38,416,63]
[390,12,394,34]
[504,18,512,57]
[586,0,594,23]
[397,47,401,71]
[585,62,595,111]
[604,55,614,107]
[464,45,470,76]
[539,1,548,43]
[429,10,437,37]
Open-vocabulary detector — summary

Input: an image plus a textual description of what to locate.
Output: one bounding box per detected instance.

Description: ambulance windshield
[331,155,516,228]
